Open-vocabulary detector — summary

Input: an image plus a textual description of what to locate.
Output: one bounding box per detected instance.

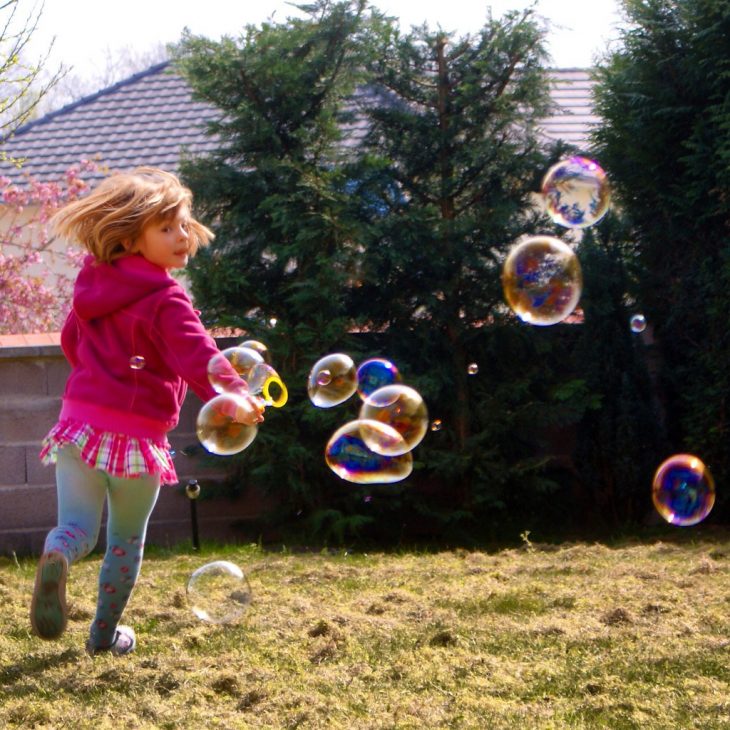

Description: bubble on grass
[652,454,715,527]
[542,156,610,228]
[502,235,583,326]
[307,353,357,407]
[630,314,647,334]
[129,355,146,370]
[356,358,402,399]
[196,393,258,455]
[325,420,413,484]
[359,384,428,455]
[187,560,252,624]
[467,363,479,375]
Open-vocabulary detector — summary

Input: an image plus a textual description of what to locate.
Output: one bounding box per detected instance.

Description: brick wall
[0,337,272,556]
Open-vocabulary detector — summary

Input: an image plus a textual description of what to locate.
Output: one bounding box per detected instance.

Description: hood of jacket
[73,253,175,320]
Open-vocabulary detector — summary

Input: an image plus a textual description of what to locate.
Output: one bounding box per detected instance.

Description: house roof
[0,62,597,186]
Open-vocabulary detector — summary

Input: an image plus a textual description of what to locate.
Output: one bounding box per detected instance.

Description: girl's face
[130,207,191,270]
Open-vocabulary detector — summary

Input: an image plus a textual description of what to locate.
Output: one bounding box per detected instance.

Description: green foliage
[174,1,658,542]
[593,0,730,520]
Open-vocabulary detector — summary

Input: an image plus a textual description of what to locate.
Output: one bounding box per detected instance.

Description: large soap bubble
[652,454,715,527]
[325,420,413,484]
[196,393,258,455]
[307,353,357,408]
[542,156,610,228]
[502,236,583,326]
[187,560,252,624]
[358,384,428,455]
[208,346,264,394]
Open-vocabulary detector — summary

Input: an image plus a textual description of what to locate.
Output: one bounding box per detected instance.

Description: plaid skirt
[40,418,178,485]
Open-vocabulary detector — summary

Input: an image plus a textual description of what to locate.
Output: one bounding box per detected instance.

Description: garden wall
[0,335,270,556]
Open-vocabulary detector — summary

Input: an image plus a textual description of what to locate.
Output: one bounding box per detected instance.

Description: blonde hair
[52,166,214,263]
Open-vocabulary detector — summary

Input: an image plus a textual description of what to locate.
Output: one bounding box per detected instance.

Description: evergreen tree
[172,0,386,534]
[593,0,730,519]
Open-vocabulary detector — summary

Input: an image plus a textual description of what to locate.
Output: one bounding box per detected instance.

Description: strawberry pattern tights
[42,446,160,648]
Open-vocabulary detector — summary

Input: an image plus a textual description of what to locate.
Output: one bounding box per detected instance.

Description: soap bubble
[467,363,479,375]
[652,454,715,527]
[308,353,357,407]
[187,561,252,624]
[325,420,413,484]
[356,358,402,399]
[359,385,428,455]
[630,314,647,334]
[542,156,610,228]
[196,393,258,455]
[129,355,146,370]
[430,419,443,432]
[208,346,263,394]
[502,236,583,326]
[239,339,271,364]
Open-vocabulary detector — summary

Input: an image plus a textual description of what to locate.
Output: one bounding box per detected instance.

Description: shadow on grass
[0,646,81,688]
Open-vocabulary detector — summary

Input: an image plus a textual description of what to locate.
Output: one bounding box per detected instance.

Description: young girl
[30,167,263,656]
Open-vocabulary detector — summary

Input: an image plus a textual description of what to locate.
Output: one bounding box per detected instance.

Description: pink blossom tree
[0,159,100,334]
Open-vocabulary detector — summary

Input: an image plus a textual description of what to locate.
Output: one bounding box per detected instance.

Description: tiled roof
[0,62,597,186]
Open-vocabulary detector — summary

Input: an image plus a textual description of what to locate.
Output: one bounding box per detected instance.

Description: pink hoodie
[60,254,242,441]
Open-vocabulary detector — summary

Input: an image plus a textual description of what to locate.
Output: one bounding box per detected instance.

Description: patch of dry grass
[1,531,729,729]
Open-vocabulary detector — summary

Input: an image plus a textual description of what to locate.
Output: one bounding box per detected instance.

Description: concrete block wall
[0,338,271,556]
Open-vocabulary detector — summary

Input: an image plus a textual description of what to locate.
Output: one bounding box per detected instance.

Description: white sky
[26,0,624,76]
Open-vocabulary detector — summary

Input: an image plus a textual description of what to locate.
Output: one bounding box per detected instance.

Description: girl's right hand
[235,395,265,425]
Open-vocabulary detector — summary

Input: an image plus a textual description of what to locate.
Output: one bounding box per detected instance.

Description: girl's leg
[44,446,108,562]
[89,472,160,649]
[31,446,108,639]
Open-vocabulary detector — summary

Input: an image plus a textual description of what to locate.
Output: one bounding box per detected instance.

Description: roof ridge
[1,60,173,143]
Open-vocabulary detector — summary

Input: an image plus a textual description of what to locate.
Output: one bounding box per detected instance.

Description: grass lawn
[1,529,729,729]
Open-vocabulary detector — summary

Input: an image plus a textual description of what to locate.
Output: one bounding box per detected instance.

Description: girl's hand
[235,395,265,425]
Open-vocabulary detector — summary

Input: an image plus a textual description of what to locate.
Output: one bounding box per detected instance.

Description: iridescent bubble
[359,385,428,455]
[325,420,413,484]
[208,346,263,394]
[502,236,583,326]
[356,358,402,399]
[467,363,479,376]
[185,480,201,499]
[239,339,271,364]
[652,454,715,527]
[430,419,443,432]
[196,393,258,455]
[308,353,357,407]
[129,355,146,370]
[630,314,647,334]
[187,560,252,624]
[542,156,611,228]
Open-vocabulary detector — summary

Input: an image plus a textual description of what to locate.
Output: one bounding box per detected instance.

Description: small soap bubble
[430,419,443,432]
[325,420,413,484]
[187,560,252,624]
[268,317,278,328]
[542,156,610,228]
[630,314,647,334]
[129,355,146,370]
[359,385,429,455]
[652,454,715,527]
[502,236,583,326]
[356,358,402,399]
[308,353,357,407]
[239,339,271,364]
[467,363,479,376]
[196,393,258,455]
